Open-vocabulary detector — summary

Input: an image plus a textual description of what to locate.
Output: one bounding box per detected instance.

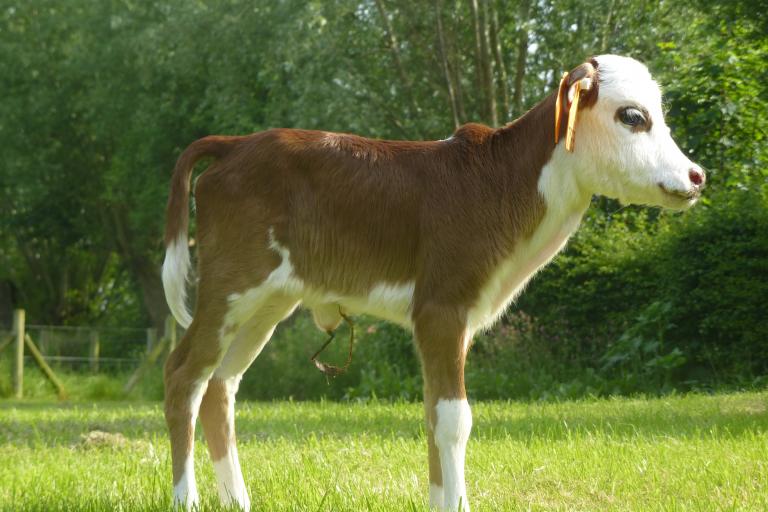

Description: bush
[517,188,768,393]
[4,189,765,403]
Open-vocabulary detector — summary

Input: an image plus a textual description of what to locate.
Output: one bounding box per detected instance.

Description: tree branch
[489,0,510,120]
[512,0,532,116]
[435,0,461,128]
[374,0,422,128]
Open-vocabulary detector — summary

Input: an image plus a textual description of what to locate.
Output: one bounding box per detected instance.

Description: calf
[162,55,704,511]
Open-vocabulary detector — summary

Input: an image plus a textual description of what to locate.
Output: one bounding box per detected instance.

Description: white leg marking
[429,483,445,509]
[212,377,250,511]
[434,399,472,512]
[213,452,250,511]
[173,377,210,510]
[173,453,199,510]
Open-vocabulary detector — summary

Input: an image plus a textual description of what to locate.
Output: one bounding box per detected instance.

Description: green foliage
[517,188,768,396]
[237,312,421,401]
[0,0,766,398]
[599,301,686,394]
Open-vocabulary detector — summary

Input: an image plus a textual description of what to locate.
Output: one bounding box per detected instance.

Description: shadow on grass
[2,393,766,447]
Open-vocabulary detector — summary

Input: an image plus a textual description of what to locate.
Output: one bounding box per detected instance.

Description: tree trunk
[600,0,618,53]
[469,0,497,125]
[480,0,497,126]
[435,0,461,128]
[512,0,532,116]
[448,0,468,121]
[374,0,422,132]
[109,206,170,333]
[489,0,510,121]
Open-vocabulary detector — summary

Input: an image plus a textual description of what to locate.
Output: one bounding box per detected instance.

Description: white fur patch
[218,228,304,345]
[213,455,250,511]
[175,375,250,510]
[211,378,250,510]
[434,399,472,512]
[171,375,210,509]
[215,299,298,380]
[189,377,209,416]
[368,282,414,311]
[173,454,199,510]
[467,156,590,333]
[430,483,445,509]
[162,235,193,328]
[335,281,415,326]
[570,54,699,209]
[266,229,306,295]
[235,228,417,328]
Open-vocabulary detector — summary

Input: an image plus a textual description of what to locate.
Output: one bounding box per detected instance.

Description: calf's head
[561,55,705,210]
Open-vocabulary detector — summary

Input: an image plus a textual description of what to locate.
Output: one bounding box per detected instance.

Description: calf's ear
[565,59,599,108]
[555,59,600,151]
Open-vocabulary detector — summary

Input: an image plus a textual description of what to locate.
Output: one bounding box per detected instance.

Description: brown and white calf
[161,55,704,511]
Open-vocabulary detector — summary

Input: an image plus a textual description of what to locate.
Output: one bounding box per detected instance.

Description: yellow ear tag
[554,72,568,145]
[565,80,582,152]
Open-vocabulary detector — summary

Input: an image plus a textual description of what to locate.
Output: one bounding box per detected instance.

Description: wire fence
[1,323,158,373]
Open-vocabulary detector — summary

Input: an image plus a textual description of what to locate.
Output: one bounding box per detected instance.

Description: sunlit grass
[1,391,767,511]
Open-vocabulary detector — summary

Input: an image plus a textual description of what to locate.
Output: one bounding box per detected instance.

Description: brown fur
[199,377,231,461]
[163,60,600,496]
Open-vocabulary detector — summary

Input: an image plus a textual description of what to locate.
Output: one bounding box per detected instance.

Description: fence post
[89,330,100,373]
[12,309,24,399]
[39,328,50,357]
[165,316,177,352]
[146,328,157,354]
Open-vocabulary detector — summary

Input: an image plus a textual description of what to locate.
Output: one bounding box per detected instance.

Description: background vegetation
[1,0,766,400]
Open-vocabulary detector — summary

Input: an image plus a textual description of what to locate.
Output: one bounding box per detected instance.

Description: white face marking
[572,54,701,209]
[469,55,701,333]
[434,399,472,512]
[162,235,193,328]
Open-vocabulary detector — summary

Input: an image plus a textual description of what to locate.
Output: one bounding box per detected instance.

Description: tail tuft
[161,135,242,329]
[162,234,193,328]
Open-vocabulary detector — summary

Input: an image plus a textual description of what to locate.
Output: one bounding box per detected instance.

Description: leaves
[0,1,765,397]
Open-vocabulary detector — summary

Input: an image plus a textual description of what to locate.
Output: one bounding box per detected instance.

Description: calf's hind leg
[164,304,228,510]
[199,293,299,511]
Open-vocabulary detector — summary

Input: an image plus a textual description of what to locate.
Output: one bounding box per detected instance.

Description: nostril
[689,168,705,187]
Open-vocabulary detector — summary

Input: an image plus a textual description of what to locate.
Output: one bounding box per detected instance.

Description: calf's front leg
[415,303,473,512]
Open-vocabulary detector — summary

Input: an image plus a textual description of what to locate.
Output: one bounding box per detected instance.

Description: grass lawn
[0,391,766,511]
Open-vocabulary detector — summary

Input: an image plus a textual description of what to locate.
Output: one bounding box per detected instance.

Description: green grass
[1,391,766,511]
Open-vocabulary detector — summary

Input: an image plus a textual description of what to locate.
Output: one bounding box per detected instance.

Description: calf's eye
[618,107,646,127]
